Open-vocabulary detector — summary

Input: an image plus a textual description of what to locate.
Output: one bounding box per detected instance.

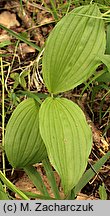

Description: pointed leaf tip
[42,4,106,94]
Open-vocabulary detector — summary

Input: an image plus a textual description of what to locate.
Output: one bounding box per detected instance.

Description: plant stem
[1,57,6,192]
[43,158,61,199]
[0,171,29,200]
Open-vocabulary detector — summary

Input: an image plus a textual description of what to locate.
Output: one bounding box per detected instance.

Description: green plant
[98,183,107,200]
[10,70,31,89]
[73,0,110,6]
[1,4,110,199]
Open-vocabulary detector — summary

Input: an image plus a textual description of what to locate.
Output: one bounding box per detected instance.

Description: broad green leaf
[5,98,47,168]
[42,4,106,94]
[106,24,110,55]
[39,97,92,195]
[0,182,3,190]
[73,0,110,6]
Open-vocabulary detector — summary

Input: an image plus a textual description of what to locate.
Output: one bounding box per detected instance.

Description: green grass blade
[65,190,76,200]
[22,191,55,200]
[106,24,110,54]
[74,151,110,195]
[80,69,107,97]
[0,40,12,48]
[0,54,11,57]
[24,165,49,197]
[43,158,61,199]
[20,0,23,12]
[50,0,59,21]
[16,90,42,104]
[99,88,110,123]
[0,24,41,52]
[16,91,49,101]
[0,171,29,200]
[66,0,72,14]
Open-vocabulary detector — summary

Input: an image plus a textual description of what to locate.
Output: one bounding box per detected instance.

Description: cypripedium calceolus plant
[5,4,108,197]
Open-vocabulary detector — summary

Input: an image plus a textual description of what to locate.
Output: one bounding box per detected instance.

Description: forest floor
[0,0,110,200]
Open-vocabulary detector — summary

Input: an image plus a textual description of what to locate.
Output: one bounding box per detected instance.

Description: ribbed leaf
[42,4,106,94]
[106,24,110,55]
[5,98,47,168]
[39,97,92,194]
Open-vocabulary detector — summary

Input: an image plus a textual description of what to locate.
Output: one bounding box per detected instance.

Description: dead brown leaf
[0,11,20,28]
[18,43,35,57]
[0,31,11,42]
[76,193,99,200]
